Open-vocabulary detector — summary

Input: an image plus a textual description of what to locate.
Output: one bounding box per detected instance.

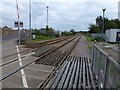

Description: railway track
[1,34,81,87]
[39,35,82,88]
[2,36,72,59]
[39,35,97,89]
[35,36,80,67]
[1,36,73,67]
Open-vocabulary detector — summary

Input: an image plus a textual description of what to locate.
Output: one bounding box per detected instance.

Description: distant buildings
[118,1,120,20]
[2,26,10,31]
[39,28,60,36]
[40,28,46,34]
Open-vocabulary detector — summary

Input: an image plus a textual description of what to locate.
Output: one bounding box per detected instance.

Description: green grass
[30,34,56,42]
[83,34,94,42]
[83,33,105,42]
[88,46,92,50]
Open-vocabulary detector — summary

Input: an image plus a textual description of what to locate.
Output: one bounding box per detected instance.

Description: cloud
[0,0,119,31]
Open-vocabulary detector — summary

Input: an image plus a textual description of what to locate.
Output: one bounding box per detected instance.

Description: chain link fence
[91,44,120,88]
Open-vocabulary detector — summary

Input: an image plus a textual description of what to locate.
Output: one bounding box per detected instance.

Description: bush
[91,37,105,42]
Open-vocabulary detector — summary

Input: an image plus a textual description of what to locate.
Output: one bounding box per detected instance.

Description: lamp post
[102,8,106,39]
[46,6,49,26]
[46,6,49,35]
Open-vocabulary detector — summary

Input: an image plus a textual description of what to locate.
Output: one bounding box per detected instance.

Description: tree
[70,29,75,35]
[46,25,49,36]
[49,27,54,36]
[112,19,120,28]
[96,16,103,30]
[61,31,70,36]
[88,24,101,33]
[89,16,120,33]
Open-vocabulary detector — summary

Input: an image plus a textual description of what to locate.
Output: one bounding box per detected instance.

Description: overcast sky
[0,0,119,31]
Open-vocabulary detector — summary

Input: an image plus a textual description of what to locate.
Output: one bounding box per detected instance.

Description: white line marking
[16,45,28,88]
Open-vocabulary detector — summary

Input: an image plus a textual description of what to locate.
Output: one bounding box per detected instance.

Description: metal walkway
[46,56,97,89]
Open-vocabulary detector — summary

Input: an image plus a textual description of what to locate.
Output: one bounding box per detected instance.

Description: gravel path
[70,35,93,58]
[35,36,79,67]
[97,43,119,62]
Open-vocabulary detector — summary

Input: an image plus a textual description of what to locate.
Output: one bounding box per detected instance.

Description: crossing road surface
[1,38,56,88]
[2,38,18,63]
[2,64,55,88]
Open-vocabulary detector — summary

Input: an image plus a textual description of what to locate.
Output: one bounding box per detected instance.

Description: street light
[46,6,49,26]
[102,8,106,38]
[46,6,49,35]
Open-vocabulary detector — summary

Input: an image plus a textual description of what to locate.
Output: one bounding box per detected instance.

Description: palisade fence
[92,44,120,88]
[2,30,30,38]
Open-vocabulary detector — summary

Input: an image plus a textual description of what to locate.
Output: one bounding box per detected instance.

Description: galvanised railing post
[97,51,102,87]
[93,45,97,72]
[91,45,95,69]
[95,46,99,76]
[103,58,111,88]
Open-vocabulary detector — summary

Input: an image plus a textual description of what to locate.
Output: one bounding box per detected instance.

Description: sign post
[14,21,23,45]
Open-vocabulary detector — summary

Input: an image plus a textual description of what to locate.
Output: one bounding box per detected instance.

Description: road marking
[16,45,28,88]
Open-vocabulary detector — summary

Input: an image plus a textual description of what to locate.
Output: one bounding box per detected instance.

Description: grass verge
[30,34,56,42]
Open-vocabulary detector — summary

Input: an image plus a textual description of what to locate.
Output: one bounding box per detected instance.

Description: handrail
[92,44,120,88]
[93,44,120,70]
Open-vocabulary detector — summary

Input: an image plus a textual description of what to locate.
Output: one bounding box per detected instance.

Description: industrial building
[106,29,120,42]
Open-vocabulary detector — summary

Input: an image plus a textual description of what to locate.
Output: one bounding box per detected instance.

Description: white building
[106,29,120,42]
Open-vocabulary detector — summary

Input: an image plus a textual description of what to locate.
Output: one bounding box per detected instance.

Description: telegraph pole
[29,0,32,39]
[16,0,21,45]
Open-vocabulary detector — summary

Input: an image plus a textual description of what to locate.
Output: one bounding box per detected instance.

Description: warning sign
[14,21,23,27]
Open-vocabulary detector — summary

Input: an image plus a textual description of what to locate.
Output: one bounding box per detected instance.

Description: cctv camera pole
[102,8,106,43]
[16,0,21,45]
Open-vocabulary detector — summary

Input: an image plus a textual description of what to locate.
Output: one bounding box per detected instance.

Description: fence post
[103,58,111,88]
[97,51,102,87]
[91,45,95,69]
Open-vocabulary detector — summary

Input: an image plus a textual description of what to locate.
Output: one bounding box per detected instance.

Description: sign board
[14,21,23,27]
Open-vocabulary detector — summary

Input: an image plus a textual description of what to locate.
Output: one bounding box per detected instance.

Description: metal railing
[92,44,120,88]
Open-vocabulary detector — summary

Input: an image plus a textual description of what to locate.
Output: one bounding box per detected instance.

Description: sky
[0,0,119,31]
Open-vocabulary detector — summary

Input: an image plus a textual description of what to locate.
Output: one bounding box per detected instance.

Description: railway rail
[39,35,82,88]
[35,36,80,67]
[2,36,71,60]
[1,35,81,83]
[1,36,73,67]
